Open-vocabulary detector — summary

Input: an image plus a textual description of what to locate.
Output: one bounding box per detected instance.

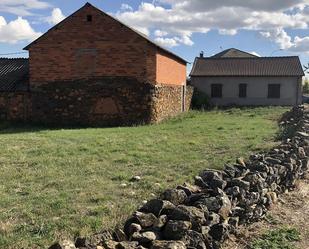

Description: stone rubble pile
[49,106,309,249]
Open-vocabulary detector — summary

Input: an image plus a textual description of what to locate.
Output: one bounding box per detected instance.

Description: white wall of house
[191,76,302,106]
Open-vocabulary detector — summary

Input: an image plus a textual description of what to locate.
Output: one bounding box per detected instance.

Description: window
[268,84,281,98]
[87,15,92,22]
[211,84,222,98]
[239,84,247,98]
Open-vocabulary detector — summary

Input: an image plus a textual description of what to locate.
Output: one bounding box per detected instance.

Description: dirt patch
[223,175,309,249]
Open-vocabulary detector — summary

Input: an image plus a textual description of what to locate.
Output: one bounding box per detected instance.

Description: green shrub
[191,89,210,109]
[303,79,309,94]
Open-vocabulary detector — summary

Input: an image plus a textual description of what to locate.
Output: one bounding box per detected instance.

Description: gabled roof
[211,48,258,58]
[190,56,305,77]
[24,2,187,64]
[0,58,29,92]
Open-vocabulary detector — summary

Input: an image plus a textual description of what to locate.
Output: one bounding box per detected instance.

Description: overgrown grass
[251,227,301,249]
[0,107,289,248]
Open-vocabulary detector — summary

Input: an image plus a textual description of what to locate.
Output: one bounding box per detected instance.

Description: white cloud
[218,29,238,35]
[250,51,261,57]
[121,4,133,12]
[154,30,168,37]
[0,16,42,44]
[0,0,51,16]
[115,0,309,50]
[260,28,293,49]
[44,8,66,25]
[155,37,179,47]
[160,0,307,12]
[260,28,309,54]
[290,36,309,55]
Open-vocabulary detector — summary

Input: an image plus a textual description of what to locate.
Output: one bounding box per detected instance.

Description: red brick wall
[28,4,157,85]
[27,4,187,87]
[156,50,187,86]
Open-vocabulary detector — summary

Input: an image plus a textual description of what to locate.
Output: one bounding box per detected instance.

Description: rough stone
[151,240,186,249]
[163,220,192,240]
[139,199,175,217]
[161,189,187,205]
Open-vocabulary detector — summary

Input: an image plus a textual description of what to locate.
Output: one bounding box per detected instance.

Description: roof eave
[190,74,305,77]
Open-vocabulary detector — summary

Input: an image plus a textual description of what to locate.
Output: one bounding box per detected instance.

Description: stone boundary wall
[49,106,309,249]
[0,78,193,126]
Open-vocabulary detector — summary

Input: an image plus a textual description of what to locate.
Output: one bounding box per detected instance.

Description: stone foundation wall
[29,78,153,126]
[0,78,192,126]
[49,106,309,249]
[0,92,30,122]
[185,86,194,112]
[150,85,194,123]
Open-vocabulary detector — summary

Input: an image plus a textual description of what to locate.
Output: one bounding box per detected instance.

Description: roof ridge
[198,56,299,60]
[211,48,258,58]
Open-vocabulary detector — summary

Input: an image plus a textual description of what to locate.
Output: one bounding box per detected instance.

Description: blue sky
[0,0,308,75]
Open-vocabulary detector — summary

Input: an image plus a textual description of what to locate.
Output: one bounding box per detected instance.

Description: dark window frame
[211,84,223,98]
[268,84,281,99]
[239,84,247,98]
[87,15,93,22]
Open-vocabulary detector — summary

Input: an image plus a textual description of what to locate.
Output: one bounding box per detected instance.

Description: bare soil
[223,175,309,249]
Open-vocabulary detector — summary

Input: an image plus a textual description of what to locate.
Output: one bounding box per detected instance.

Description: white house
[190,48,305,106]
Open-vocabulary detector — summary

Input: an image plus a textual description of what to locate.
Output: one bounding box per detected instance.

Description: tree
[303,78,309,94]
[304,63,309,74]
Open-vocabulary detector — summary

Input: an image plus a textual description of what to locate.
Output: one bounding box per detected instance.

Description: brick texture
[0,4,191,126]
[156,50,187,86]
[27,4,186,86]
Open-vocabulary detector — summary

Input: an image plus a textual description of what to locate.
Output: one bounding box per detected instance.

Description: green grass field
[0,107,289,248]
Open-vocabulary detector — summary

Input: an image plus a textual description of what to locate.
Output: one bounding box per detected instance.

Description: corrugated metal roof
[0,58,29,92]
[190,56,305,77]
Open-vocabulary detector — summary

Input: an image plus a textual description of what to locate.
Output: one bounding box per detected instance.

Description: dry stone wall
[49,106,309,249]
[0,77,192,126]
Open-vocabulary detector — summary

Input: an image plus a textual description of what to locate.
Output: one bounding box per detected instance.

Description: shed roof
[24,2,187,64]
[190,56,305,77]
[0,58,29,92]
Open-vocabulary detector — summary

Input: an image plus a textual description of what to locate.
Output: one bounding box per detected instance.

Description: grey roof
[190,56,305,77]
[24,3,187,64]
[0,58,29,92]
[212,48,258,58]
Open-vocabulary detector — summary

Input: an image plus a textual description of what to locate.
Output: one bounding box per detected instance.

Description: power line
[0,51,28,56]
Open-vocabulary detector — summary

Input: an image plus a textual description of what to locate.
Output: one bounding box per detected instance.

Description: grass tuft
[251,227,301,249]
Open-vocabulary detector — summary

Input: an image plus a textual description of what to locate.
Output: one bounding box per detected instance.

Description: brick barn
[0,3,192,126]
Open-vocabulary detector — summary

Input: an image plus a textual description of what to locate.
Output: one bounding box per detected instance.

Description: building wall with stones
[0,93,30,122]
[0,4,190,126]
[0,78,193,126]
[150,85,194,123]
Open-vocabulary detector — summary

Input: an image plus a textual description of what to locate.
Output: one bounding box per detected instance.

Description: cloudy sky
[0,0,308,75]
